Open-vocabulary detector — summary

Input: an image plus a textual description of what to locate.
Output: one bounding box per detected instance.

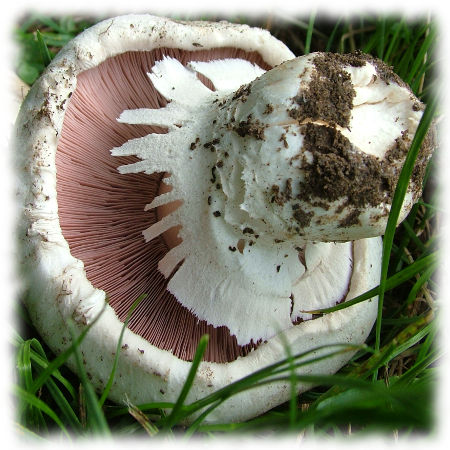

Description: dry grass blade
[126,399,159,436]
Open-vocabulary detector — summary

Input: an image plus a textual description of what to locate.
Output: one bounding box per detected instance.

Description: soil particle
[293,207,314,228]
[292,317,304,325]
[232,84,251,103]
[229,114,266,140]
[263,104,274,115]
[203,138,220,152]
[339,209,361,228]
[280,133,289,148]
[270,178,293,205]
[311,199,331,210]
[190,137,200,150]
[385,130,411,163]
[285,178,293,200]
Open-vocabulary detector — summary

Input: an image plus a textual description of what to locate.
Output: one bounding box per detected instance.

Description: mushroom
[16,14,434,424]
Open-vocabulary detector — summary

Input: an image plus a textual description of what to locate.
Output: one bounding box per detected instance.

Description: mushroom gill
[56,49,272,363]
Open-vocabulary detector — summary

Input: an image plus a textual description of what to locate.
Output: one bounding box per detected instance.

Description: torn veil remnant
[16,15,435,424]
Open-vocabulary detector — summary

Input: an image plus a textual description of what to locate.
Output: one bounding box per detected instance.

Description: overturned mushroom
[16,15,434,423]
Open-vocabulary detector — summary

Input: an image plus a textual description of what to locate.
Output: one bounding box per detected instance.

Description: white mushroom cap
[15,14,431,424]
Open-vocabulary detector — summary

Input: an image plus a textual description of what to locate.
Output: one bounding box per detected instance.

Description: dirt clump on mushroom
[292,205,314,228]
[288,51,415,131]
[288,53,357,128]
[411,123,438,194]
[229,113,266,140]
[298,122,397,209]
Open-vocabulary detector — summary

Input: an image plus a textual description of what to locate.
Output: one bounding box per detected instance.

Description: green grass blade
[395,22,429,80]
[21,338,81,430]
[401,220,426,252]
[362,26,380,55]
[384,19,405,63]
[393,350,440,386]
[67,320,111,435]
[325,18,342,52]
[27,337,77,400]
[415,319,437,362]
[205,346,364,403]
[36,30,52,66]
[355,314,433,379]
[287,349,298,429]
[17,340,48,431]
[411,60,437,95]
[162,334,209,429]
[304,377,433,432]
[377,17,386,60]
[405,24,435,85]
[36,32,75,47]
[181,344,360,421]
[277,332,299,429]
[99,294,147,407]
[42,376,82,430]
[315,312,433,410]
[375,97,437,367]
[17,340,33,390]
[184,400,224,438]
[14,385,71,438]
[304,11,316,54]
[303,251,437,314]
[29,302,106,395]
[405,264,435,306]
[31,14,64,33]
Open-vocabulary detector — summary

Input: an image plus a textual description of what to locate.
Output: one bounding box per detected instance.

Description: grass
[13,11,440,442]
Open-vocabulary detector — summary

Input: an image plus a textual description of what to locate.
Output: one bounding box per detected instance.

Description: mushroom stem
[117,52,433,248]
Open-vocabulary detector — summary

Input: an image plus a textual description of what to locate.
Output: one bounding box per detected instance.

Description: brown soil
[299,123,393,207]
